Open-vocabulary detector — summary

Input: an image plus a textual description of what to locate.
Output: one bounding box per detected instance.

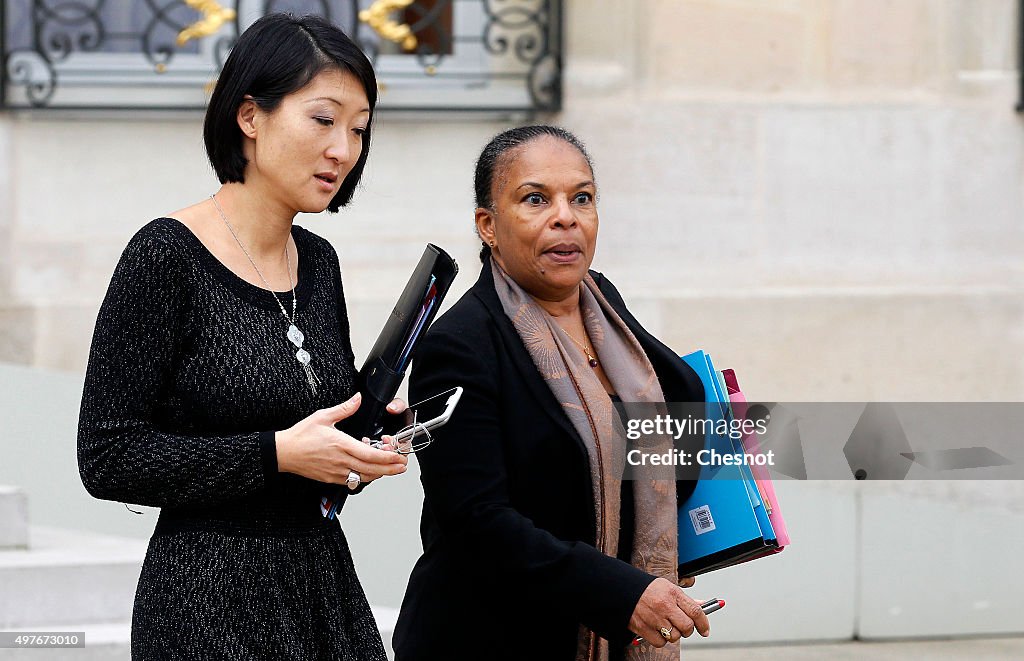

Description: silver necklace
[211,195,321,395]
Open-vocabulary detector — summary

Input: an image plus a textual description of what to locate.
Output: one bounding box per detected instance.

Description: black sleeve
[77,228,272,508]
[411,321,656,640]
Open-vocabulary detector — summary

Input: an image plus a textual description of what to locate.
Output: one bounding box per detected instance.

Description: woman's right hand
[628,577,710,647]
[275,393,409,484]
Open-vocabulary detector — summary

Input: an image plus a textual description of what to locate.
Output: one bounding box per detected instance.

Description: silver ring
[346,470,361,491]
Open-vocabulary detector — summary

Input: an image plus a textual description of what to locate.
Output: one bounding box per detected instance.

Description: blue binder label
[689,505,716,535]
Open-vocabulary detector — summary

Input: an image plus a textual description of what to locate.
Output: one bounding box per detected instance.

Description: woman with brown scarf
[393,126,710,661]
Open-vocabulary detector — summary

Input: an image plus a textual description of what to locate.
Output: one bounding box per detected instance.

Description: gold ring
[659,626,673,641]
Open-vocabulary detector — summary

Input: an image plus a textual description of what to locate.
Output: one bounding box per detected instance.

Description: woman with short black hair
[78,14,406,659]
[202,13,376,212]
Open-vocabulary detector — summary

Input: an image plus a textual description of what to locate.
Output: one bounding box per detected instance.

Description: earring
[489,241,495,247]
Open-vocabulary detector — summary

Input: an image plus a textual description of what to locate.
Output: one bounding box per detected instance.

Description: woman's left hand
[629,577,710,647]
[373,398,410,451]
[386,398,408,417]
[385,397,411,433]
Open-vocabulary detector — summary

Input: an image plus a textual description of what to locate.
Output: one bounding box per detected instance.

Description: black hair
[203,13,377,212]
[473,125,594,262]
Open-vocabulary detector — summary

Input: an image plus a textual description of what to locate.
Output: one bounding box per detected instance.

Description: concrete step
[0,527,146,629]
[0,609,399,660]
[0,486,28,549]
[0,523,399,656]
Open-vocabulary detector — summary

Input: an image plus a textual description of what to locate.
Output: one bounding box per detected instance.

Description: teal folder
[677,350,779,576]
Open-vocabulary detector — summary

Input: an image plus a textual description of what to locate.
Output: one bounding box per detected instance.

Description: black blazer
[393,264,704,661]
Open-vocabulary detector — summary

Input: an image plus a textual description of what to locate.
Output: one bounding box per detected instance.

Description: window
[1,0,562,112]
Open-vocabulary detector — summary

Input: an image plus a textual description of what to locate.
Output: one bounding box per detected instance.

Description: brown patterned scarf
[490,259,680,661]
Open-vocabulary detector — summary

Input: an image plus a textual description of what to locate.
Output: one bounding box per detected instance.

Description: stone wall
[0,0,1021,398]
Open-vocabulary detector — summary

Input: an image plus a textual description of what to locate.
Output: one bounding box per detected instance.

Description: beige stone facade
[1,0,1021,400]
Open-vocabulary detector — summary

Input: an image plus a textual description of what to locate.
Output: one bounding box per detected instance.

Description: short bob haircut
[203,13,377,212]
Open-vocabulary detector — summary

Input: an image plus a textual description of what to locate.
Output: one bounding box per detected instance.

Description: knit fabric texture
[78,218,386,660]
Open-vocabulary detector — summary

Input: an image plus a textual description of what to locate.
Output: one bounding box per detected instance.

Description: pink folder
[721,369,791,548]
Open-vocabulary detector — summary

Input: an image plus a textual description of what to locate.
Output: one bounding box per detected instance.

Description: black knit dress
[77,218,387,661]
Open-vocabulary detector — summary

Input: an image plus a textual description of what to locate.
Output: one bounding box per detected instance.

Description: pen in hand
[630,598,725,647]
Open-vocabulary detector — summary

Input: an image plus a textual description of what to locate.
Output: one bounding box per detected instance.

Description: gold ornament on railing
[359,0,418,51]
[177,0,236,47]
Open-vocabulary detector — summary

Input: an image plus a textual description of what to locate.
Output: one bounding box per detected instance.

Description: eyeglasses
[366,409,434,455]
[393,416,434,454]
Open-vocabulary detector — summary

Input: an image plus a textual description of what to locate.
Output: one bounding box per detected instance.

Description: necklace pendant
[287,324,305,348]
[296,349,321,395]
[588,357,599,368]
[291,328,320,395]
[213,194,317,395]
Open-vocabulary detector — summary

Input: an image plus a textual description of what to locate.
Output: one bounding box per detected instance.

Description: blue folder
[677,350,778,576]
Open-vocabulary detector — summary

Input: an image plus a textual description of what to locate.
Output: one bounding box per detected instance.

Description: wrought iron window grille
[1,1,562,113]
